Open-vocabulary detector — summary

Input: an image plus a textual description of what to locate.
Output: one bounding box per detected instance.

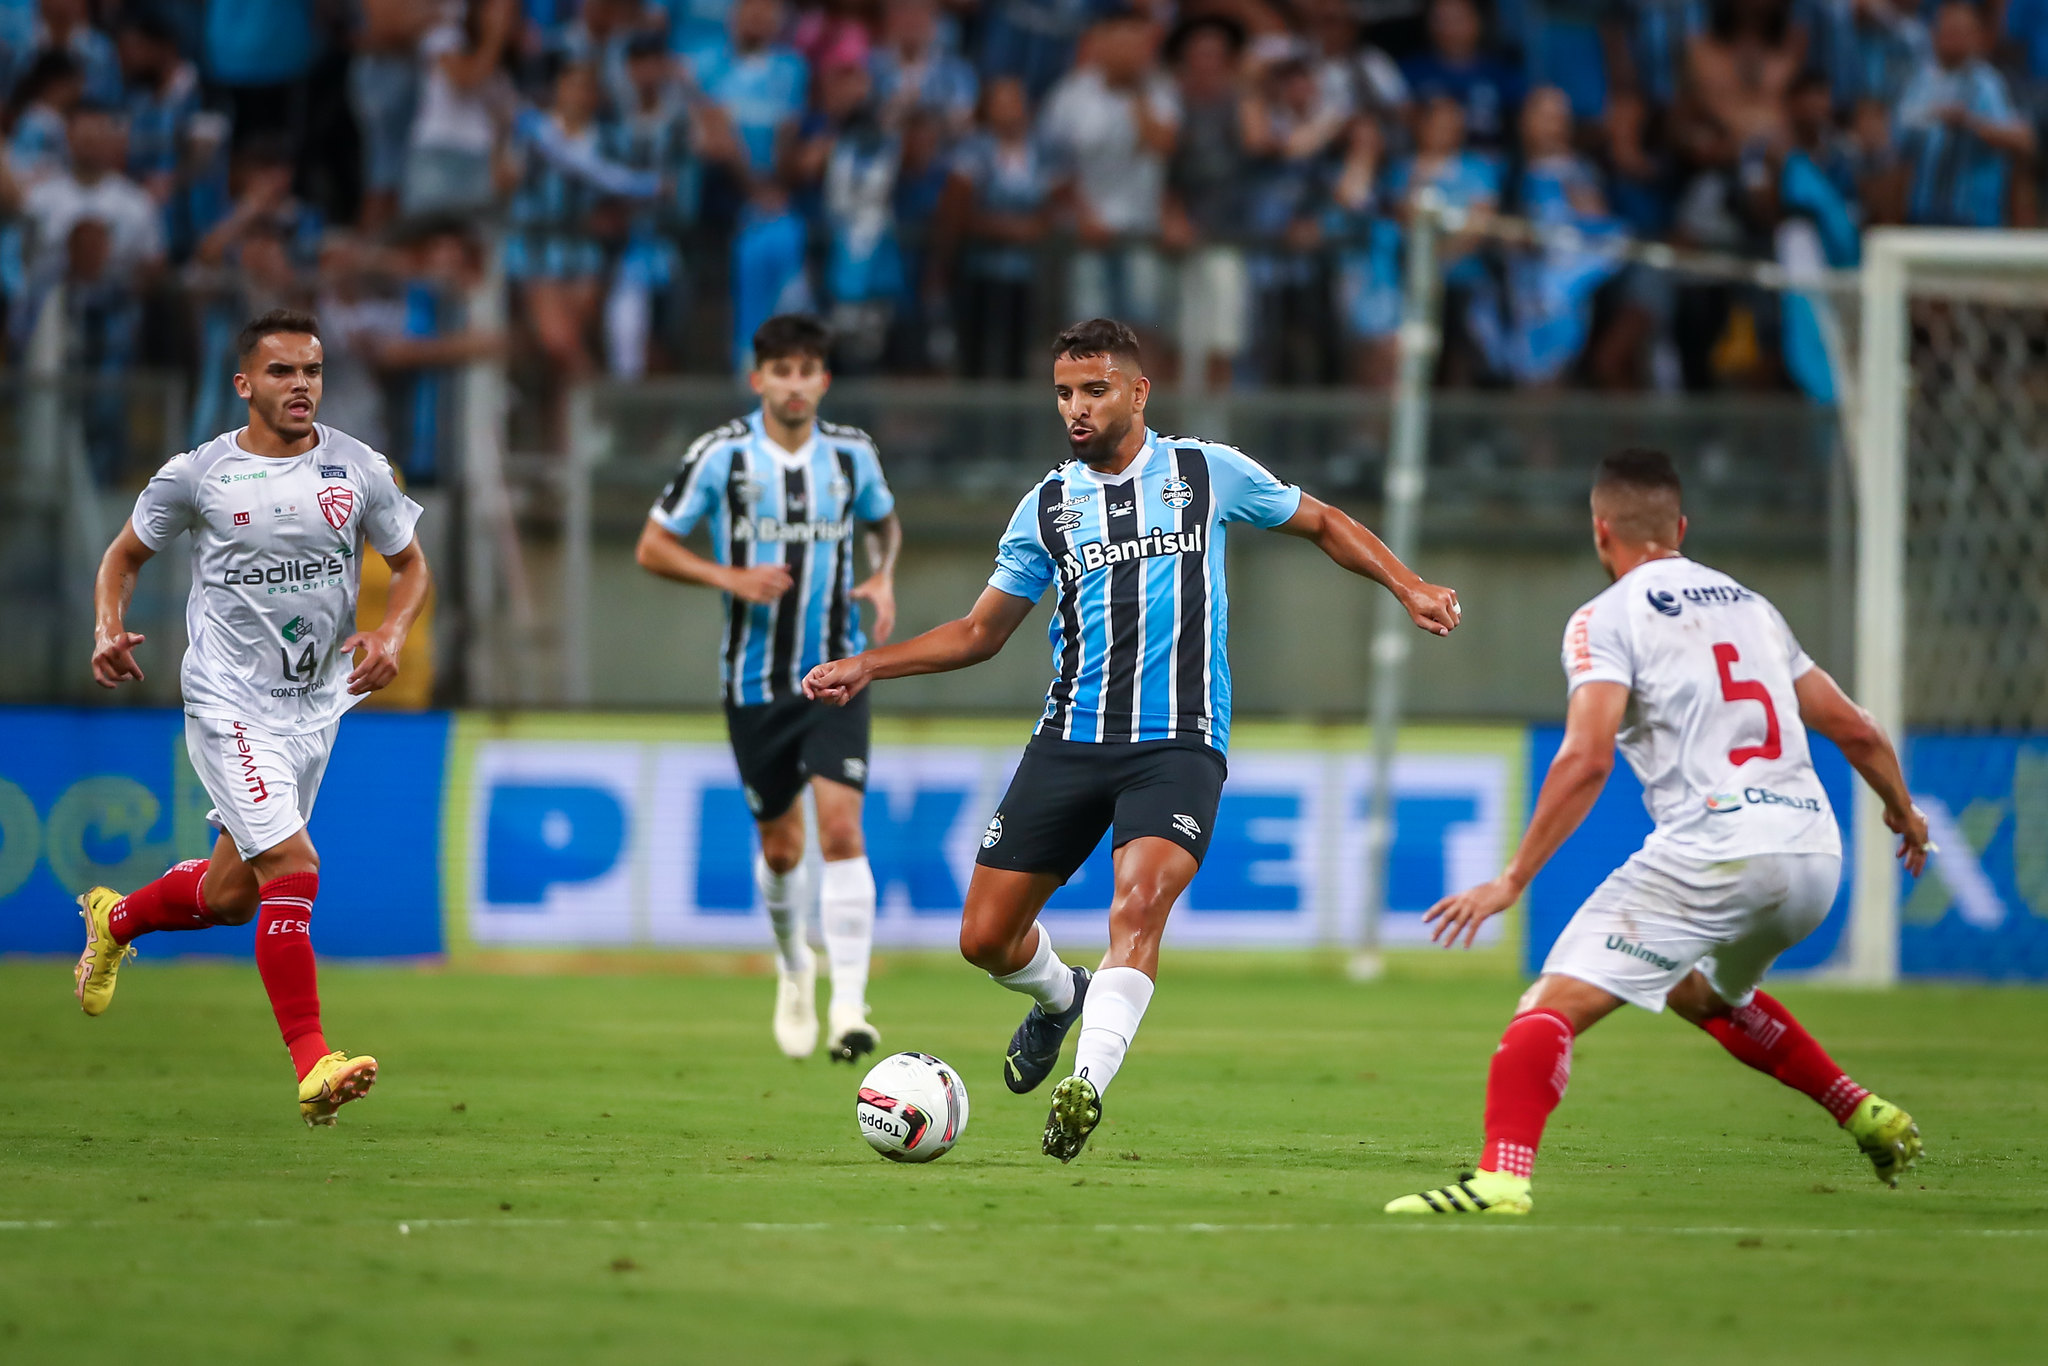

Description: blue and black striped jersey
[988,429,1303,754]
[651,411,896,705]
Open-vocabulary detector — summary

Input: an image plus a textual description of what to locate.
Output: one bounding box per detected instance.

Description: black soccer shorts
[974,735,1227,883]
[723,691,871,821]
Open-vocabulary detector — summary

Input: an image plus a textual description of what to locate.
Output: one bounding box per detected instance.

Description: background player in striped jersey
[1387,450,1928,1216]
[803,318,1462,1161]
[75,309,433,1127]
[637,315,901,1063]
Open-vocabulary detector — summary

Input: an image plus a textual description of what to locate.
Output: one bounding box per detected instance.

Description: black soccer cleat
[1002,966,1091,1094]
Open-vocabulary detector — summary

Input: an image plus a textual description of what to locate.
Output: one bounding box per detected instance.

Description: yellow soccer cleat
[1385,1169,1533,1215]
[1846,1094,1922,1188]
[298,1051,379,1127]
[74,887,135,1017]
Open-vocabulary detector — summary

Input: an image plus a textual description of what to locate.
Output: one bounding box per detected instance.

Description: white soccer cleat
[826,997,879,1065]
[773,952,819,1059]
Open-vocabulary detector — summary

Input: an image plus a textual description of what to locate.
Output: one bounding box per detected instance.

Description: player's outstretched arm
[1793,666,1933,876]
[345,536,434,695]
[1275,494,1461,636]
[1426,681,1629,947]
[803,587,1035,705]
[92,523,156,688]
[634,517,793,604]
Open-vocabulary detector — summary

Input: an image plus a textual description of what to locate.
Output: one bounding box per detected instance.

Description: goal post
[1846,228,2048,986]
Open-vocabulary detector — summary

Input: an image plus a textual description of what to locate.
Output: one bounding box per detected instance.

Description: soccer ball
[855,1052,969,1163]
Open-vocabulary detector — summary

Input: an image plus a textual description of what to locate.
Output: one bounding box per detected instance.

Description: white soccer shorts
[184,714,339,860]
[1540,848,1841,1012]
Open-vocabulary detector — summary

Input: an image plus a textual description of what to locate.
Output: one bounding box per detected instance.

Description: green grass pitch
[3,953,2044,1364]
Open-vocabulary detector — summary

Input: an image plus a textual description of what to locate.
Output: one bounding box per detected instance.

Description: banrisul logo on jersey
[1059,525,1205,579]
[223,553,347,595]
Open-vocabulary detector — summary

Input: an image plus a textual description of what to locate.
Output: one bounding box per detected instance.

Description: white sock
[1073,966,1154,1097]
[989,923,1076,1013]
[819,856,877,1009]
[757,854,809,973]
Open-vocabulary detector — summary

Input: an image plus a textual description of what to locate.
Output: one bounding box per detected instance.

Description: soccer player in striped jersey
[803,318,1462,1161]
[637,315,901,1064]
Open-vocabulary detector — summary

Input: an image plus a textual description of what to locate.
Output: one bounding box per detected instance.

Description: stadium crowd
[2,0,2046,470]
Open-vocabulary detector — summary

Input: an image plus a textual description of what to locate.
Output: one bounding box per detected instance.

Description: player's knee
[816,819,864,863]
[957,919,1018,972]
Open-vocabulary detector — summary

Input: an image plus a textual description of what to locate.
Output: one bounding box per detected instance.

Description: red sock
[255,872,329,1079]
[108,860,212,943]
[1480,1010,1576,1179]
[1701,991,1869,1124]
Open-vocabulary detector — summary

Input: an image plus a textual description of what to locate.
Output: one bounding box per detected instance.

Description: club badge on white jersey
[1562,556,1840,862]
[130,424,423,734]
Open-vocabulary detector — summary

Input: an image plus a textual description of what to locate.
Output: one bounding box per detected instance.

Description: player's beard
[1068,413,1132,467]
[261,395,318,443]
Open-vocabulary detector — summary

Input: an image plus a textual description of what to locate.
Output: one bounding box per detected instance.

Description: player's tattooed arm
[634,518,793,603]
[91,523,156,688]
[803,587,1036,705]
[1275,494,1461,637]
[1427,681,1629,948]
[1792,667,1933,876]
[853,512,903,644]
[346,536,434,695]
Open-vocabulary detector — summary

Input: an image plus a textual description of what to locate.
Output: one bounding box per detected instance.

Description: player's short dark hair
[236,308,321,363]
[1052,318,1143,371]
[753,314,832,366]
[1592,448,1684,542]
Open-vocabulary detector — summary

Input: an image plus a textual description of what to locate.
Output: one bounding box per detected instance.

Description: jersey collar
[229,424,328,462]
[748,409,817,469]
[1068,428,1160,486]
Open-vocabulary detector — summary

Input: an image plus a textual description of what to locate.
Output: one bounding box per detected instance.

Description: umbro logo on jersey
[319,465,347,479]
[1171,813,1201,840]
[1161,478,1193,509]
[318,485,355,530]
[1647,589,1682,617]
[1053,508,1084,532]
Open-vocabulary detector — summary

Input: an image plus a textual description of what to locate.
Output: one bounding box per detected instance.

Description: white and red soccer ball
[856,1052,969,1163]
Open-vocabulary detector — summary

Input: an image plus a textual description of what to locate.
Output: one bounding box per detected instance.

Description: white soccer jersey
[1562,555,1840,862]
[131,425,423,734]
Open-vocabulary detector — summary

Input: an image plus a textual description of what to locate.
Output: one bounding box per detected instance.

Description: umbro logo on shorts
[1171,813,1201,840]
[983,814,1003,848]
[743,784,763,814]
[843,757,867,782]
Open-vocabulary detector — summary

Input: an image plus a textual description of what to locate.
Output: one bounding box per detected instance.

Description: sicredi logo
[220,471,267,484]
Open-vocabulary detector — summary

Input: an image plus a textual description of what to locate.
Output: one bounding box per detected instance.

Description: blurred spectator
[1385,93,1498,380]
[114,13,200,208]
[981,0,1108,102]
[22,104,162,290]
[386,216,500,485]
[938,74,1056,377]
[693,0,809,187]
[1677,0,1804,165]
[1163,18,1251,390]
[1803,0,1929,113]
[1896,0,2033,225]
[506,60,662,399]
[202,0,322,152]
[8,0,122,109]
[1040,10,1178,344]
[553,0,660,115]
[3,47,82,187]
[405,0,519,216]
[350,0,439,232]
[665,0,741,67]
[870,0,977,135]
[1325,113,1403,386]
[1607,0,1707,113]
[1301,0,1410,138]
[192,136,321,273]
[1467,86,1623,386]
[792,0,878,75]
[603,33,703,377]
[1399,0,1524,151]
[315,230,408,450]
[889,105,953,367]
[1243,47,1345,384]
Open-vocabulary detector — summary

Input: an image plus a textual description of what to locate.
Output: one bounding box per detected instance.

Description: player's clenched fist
[803,655,871,706]
[1402,582,1462,637]
[724,564,794,604]
[344,629,404,695]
